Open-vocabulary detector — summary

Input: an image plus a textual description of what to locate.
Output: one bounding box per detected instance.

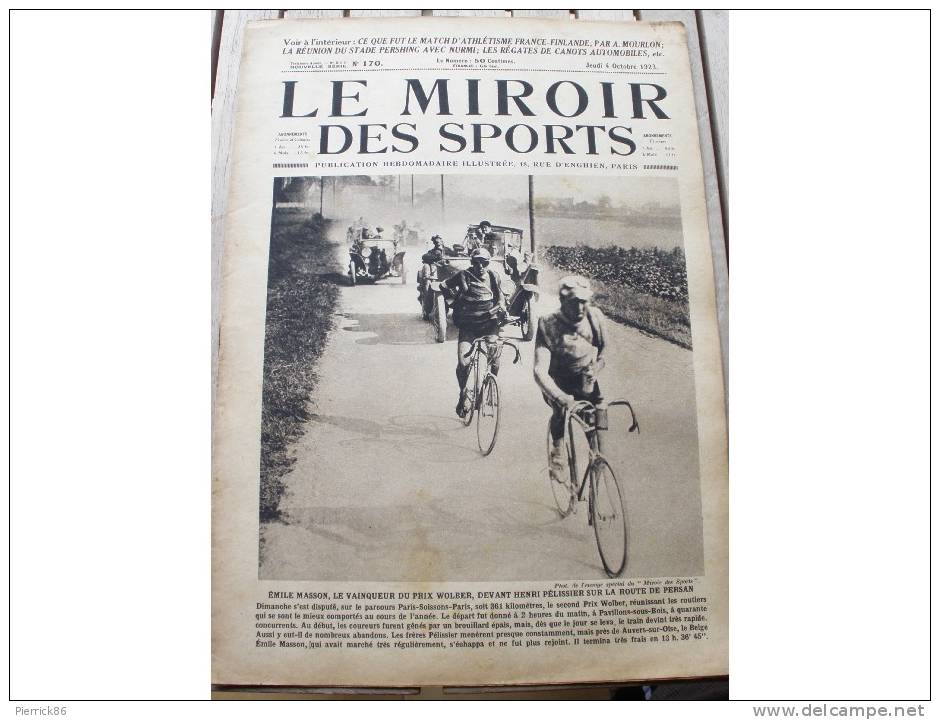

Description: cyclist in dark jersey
[533,276,607,481]
[442,248,508,418]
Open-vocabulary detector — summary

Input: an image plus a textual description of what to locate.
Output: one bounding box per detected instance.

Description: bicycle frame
[548,397,639,576]
[459,328,522,453]
[564,399,640,504]
[462,325,522,409]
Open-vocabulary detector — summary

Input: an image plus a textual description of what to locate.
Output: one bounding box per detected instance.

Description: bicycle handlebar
[608,399,641,434]
[462,335,521,365]
[565,401,594,432]
[564,398,640,435]
[503,339,522,365]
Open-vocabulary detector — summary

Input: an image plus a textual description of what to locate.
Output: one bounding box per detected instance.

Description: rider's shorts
[457,320,500,346]
[543,380,604,441]
[542,380,603,409]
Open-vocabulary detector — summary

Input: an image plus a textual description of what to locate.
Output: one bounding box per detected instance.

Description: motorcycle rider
[479,220,502,256]
[442,247,508,418]
[418,235,447,306]
[421,235,446,265]
[533,276,608,481]
[465,220,490,251]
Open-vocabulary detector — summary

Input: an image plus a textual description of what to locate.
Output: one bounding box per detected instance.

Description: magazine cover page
[213,16,728,688]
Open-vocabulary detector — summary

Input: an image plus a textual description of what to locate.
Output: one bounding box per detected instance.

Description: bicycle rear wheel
[476,374,500,455]
[589,457,627,577]
[547,419,574,517]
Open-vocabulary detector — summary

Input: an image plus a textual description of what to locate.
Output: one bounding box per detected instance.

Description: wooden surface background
[210,9,728,401]
[209,9,728,700]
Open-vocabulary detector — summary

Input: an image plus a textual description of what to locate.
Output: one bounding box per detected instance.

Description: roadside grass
[588,276,692,349]
[260,209,341,521]
[541,244,692,350]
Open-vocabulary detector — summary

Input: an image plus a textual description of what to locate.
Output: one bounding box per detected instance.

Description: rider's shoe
[456,392,468,418]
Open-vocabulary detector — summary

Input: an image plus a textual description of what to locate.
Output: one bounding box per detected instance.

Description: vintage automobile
[417,224,539,343]
[347,227,407,286]
[393,221,425,248]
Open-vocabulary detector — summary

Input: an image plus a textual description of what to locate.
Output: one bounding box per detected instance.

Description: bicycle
[548,398,640,577]
[460,319,521,456]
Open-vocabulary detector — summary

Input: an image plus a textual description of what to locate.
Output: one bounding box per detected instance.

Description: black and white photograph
[258,173,703,581]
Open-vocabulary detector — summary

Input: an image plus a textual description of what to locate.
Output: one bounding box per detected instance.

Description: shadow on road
[311,412,485,464]
[386,414,463,435]
[319,270,351,287]
[323,270,420,289]
[277,486,608,580]
[339,312,454,345]
[311,412,464,439]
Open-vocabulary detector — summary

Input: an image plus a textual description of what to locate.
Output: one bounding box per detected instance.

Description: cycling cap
[470,248,492,261]
[559,275,593,301]
[479,220,492,227]
[431,234,442,242]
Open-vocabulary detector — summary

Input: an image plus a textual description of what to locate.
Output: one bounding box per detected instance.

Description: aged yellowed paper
[213,16,727,688]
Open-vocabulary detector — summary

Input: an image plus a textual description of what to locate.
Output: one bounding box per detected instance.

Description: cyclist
[533,275,608,482]
[442,247,508,418]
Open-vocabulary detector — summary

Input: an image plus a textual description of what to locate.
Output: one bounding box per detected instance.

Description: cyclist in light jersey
[533,275,608,482]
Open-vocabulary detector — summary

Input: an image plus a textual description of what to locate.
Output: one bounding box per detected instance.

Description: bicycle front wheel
[461,357,476,427]
[547,419,574,517]
[476,374,500,456]
[589,457,627,577]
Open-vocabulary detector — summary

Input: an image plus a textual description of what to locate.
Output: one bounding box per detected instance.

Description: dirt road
[260,250,703,581]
